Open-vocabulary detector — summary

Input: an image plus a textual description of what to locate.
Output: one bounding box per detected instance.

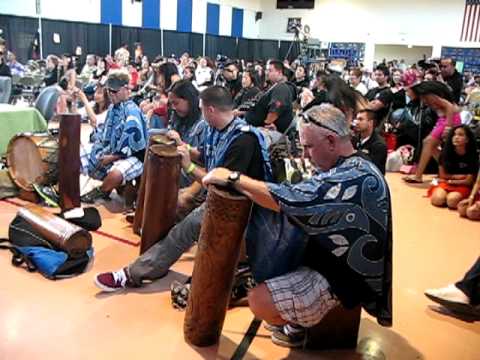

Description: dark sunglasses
[300,113,341,135]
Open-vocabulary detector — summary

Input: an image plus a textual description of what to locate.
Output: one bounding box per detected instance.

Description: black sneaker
[230,263,256,303]
[271,324,307,348]
[81,187,110,204]
[33,184,60,207]
[264,323,283,332]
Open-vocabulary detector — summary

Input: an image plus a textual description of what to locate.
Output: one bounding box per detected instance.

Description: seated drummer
[80,69,148,203]
[94,86,272,290]
[203,104,393,348]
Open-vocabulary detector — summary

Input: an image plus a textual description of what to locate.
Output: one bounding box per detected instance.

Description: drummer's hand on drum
[202,168,230,187]
[177,144,191,169]
[177,189,194,210]
[99,154,119,166]
[167,130,183,146]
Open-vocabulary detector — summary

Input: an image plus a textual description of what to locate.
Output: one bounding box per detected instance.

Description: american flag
[461,0,480,42]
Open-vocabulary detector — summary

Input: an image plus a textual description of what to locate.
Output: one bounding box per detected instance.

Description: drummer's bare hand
[177,144,191,168]
[202,168,230,187]
[177,190,193,210]
[99,155,118,166]
[167,130,183,145]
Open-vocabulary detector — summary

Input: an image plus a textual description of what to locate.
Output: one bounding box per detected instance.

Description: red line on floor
[2,198,24,207]
[94,230,139,247]
[1,199,139,247]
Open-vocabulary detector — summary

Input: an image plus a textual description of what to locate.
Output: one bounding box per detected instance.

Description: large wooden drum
[139,142,181,254]
[6,132,59,192]
[133,132,176,235]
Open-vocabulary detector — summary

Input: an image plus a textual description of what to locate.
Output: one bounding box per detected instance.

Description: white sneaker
[425,284,470,305]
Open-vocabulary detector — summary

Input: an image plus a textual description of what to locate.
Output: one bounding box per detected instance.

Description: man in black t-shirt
[366,66,393,125]
[440,58,463,104]
[223,61,242,99]
[95,86,270,291]
[246,60,294,133]
[353,109,388,174]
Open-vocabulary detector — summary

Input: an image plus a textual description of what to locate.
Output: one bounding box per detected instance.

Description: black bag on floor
[0,215,93,279]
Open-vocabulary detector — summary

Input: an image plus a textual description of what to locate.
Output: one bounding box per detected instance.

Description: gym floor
[0,171,479,359]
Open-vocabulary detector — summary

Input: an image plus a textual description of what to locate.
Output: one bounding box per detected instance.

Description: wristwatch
[227,171,241,186]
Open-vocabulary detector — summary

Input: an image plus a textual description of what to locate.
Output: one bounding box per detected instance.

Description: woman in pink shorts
[403,81,461,183]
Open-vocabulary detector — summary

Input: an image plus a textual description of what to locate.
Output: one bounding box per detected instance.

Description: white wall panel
[0,0,37,17]
[219,4,232,36]
[243,9,259,39]
[258,0,469,47]
[160,0,177,30]
[219,0,260,11]
[192,0,207,33]
[40,0,101,23]
[122,0,142,27]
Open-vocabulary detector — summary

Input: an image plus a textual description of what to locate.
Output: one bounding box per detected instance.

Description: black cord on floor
[230,318,262,360]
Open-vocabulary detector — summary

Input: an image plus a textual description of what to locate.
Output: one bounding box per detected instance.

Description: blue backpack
[0,215,94,279]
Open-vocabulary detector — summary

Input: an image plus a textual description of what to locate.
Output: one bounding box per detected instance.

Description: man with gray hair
[204,103,393,347]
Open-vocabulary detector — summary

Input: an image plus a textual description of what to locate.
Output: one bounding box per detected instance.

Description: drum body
[7,132,59,192]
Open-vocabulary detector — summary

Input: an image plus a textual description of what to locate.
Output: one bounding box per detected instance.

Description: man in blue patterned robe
[81,70,148,203]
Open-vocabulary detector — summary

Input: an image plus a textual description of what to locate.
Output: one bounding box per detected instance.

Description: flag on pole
[461,0,480,42]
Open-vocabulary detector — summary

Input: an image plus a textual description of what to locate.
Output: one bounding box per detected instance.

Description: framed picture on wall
[287,18,302,33]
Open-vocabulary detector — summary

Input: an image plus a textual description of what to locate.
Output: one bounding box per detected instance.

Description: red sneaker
[94,268,131,292]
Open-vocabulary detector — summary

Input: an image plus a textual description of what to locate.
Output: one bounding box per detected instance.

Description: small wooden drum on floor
[6,132,59,192]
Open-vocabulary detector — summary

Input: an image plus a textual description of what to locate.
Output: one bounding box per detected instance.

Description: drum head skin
[7,134,58,191]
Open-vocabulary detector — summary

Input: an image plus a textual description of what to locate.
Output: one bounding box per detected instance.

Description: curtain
[205,34,237,60]
[138,28,162,60]
[0,15,39,63]
[42,19,109,60]
[163,30,203,58]
[112,25,140,57]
